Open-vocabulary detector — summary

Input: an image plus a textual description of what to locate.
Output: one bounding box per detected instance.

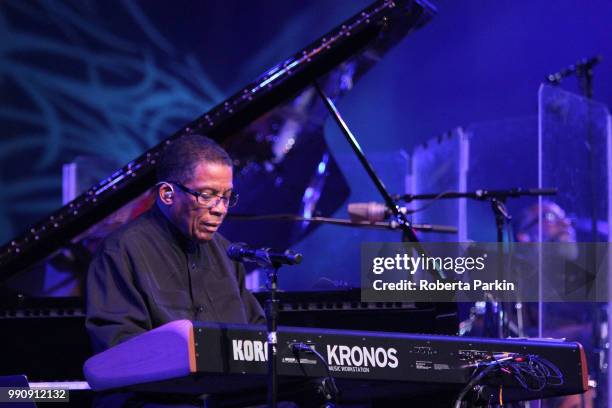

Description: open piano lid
[0,0,436,279]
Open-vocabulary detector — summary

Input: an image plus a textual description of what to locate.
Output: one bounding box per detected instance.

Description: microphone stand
[545,55,602,99]
[230,246,302,408]
[396,188,557,250]
[265,255,338,408]
[266,260,281,408]
[397,187,557,337]
[396,187,558,203]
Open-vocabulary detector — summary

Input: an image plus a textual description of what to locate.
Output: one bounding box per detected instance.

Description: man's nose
[209,198,228,215]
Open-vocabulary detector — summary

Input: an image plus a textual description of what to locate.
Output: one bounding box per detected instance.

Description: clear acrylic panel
[411,119,540,334]
[410,127,468,242]
[411,119,539,244]
[409,85,611,404]
[539,84,612,407]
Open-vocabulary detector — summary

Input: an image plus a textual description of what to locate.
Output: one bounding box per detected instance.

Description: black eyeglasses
[168,181,239,208]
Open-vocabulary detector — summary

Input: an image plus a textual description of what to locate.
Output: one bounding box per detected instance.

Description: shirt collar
[151,204,200,254]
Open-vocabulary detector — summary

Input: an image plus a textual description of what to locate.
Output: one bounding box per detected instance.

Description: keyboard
[84,320,588,403]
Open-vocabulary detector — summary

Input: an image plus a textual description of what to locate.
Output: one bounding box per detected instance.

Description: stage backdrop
[1,0,611,290]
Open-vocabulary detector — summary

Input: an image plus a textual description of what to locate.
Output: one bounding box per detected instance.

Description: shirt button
[190,263,196,270]
[196,305,205,313]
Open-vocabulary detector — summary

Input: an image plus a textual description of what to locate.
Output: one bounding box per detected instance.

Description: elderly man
[86,134,265,354]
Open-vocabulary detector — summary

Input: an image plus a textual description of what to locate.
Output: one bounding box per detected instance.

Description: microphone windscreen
[227,242,248,261]
[347,202,387,223]
[283,250,303,265]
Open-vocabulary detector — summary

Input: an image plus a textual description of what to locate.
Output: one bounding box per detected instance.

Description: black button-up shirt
[86,205,265,353]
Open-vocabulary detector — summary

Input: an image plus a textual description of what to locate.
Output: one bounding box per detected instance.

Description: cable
[454,353,564,407]
[454,362,503,408]
[290,342,339,404]
[403,190,457,214]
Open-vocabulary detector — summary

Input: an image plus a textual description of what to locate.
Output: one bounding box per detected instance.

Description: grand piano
[0,0,448,383]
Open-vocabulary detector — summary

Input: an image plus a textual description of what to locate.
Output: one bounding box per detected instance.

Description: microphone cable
[453,353,563,408]
[290,342,339,406]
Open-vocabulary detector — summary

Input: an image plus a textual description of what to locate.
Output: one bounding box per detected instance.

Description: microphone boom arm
[227,213,457,234]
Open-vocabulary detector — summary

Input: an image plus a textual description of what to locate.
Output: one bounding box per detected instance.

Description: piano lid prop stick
[314,82,446,280]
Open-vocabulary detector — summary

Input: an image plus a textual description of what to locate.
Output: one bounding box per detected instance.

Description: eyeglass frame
[159,181,239,208]
[521,210,571,231]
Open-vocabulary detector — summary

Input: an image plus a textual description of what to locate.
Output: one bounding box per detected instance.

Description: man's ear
[158,183,175,205]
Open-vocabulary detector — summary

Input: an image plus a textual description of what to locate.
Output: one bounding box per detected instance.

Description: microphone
[227,242,303,266]
[578,55,603,70]
[347,202,407,223]
[546,55,603,84]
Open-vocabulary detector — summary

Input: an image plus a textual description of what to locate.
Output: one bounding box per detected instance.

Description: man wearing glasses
[86,134,265,357]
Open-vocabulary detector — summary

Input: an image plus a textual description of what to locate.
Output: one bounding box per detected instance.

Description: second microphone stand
[265,260,281,408]
[398,188,557,337]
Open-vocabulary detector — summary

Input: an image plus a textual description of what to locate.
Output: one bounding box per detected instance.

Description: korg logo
[232,339,268,362]
[327,345,399,370]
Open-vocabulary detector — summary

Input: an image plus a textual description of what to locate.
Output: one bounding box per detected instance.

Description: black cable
[290,342,339,403]
[509,355,563,391]
[403,190,457,214]
[454,362,503,408]
[454,354,564,407]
